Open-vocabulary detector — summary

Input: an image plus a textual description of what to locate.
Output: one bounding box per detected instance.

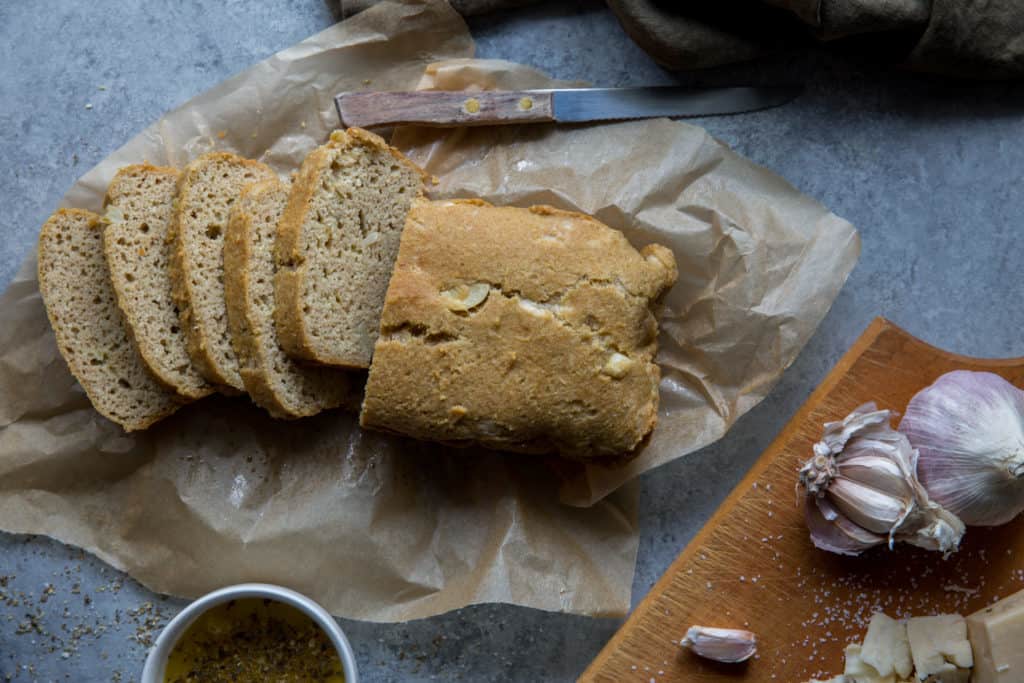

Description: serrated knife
[334,86,800,129]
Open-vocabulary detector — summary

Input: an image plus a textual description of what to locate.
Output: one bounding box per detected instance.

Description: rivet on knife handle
[335,90,556,128]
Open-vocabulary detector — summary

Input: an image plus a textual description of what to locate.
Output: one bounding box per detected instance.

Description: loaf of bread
[168,152,276,392]
[224,178,361,418]
[103,164,214,400]
[274,128,425,370]
[359,199,678,459]
[38,209,182,431]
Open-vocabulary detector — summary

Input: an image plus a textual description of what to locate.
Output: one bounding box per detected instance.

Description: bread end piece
[38,209,181,431]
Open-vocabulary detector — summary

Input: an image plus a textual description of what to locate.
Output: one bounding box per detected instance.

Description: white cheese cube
[845,643,900,682]
[906,615,972,681]
[862,612,913,679]
[967,588,1024,683]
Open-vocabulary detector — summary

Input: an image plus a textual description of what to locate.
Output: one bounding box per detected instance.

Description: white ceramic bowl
[141,583,359,683]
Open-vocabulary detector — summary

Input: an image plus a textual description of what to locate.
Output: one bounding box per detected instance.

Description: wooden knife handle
[335,90,556,128]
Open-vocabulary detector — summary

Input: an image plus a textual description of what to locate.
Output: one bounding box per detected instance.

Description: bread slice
[168,152,276,392]
[274,128,426,369]
[38,209,181,431]
[102,164,213,400]
[224,178,361,419]
[360,199,678,459]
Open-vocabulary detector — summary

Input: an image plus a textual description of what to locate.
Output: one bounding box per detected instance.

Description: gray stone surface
[2,0,1024,681]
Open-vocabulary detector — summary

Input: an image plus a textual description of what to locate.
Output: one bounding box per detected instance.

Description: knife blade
[335,86,800,129]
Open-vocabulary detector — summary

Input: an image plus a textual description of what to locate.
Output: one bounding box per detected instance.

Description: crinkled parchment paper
[0,0,859,621]
[397,61,861,505]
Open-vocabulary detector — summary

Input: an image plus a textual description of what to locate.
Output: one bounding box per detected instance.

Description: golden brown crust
[168,152,274,392]
[109,162,176,180]
[359,199,678,459]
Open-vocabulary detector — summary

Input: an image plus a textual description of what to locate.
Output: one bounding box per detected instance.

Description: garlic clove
[816,495,841,522]
[440,282,490,312]
[818,497,887,547]
[837,453,912,500]
[805,496,885,556]
[103,204,125,224]
[680,626,757,663]
[900,370,1024,527]
[828,477,906,535]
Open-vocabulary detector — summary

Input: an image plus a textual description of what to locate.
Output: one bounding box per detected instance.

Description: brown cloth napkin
[608,0,1024,79]
[336,0,537,16]
[336,0,1024,79]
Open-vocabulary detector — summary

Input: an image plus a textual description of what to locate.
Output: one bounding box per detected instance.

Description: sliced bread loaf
[103,164,214,400]
[168,152,276,392]
[224,178,361,419]
[360,199,678,459]
[274,128,426,369]
[38,209,181,431]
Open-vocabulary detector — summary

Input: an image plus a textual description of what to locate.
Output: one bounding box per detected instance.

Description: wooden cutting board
[581,317,1024,683]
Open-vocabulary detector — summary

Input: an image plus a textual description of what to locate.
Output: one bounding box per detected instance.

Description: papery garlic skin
[799,403,965,556]
[900,371,1024,527]
[680,626,757,663]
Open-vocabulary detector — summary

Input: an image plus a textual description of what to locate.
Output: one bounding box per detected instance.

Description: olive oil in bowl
[164,598,345,682]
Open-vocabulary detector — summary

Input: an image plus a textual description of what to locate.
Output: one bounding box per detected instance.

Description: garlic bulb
[899,370,1024,526]
[799,403,965,556]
